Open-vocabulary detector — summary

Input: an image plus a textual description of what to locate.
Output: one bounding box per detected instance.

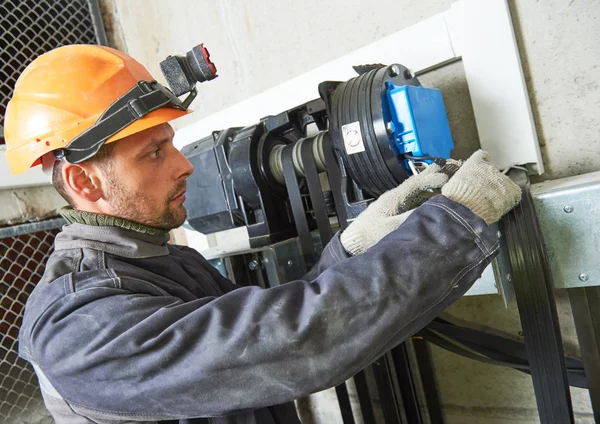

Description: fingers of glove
[369,171,448,217]
[401,191,438,212]
[419,163,443,175]
[394,172,448,213]
[468,149,491,163]
[340,211,414,255]
[442,150,523,224]
[386,209,415,230]
[488,173,522,222]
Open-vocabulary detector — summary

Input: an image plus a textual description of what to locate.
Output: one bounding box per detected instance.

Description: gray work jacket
[18,196,499,423]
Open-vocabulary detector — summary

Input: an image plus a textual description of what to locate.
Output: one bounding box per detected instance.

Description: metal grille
[1,228,60,423]
[0,0,103,143]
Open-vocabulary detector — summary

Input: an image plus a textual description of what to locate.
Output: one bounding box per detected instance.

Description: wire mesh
[1,228,60,423]
[0,0,99,143]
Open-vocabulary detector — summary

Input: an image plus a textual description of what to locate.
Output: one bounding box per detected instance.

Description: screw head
[389,64,401,77]
[248,260,259,271]
[497,231,502,239]
[385,122,394,134]
[506,274,513,283]
[563,205,574,213]
[287,260,294,267]
[579,273,590,282]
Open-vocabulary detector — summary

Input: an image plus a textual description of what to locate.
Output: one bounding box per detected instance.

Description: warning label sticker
[341,121,365,155]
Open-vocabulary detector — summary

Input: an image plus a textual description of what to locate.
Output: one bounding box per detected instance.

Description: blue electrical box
[383,82,454,170]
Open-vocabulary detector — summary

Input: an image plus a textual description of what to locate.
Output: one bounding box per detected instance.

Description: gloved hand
[442,150,522,225]
[340,162,458,255]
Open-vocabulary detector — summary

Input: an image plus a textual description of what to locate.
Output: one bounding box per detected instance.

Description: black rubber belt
[390,344,424,423]
[371,354,402,424]
[412,338,445,424]
[281,144,314,266]
[334,384,356,424]
[352,369,377,424]
[300,138,333,244]
[282,143,355,424]
[319,135,378,424]
[501,171,574,423]
[321,136,350,229]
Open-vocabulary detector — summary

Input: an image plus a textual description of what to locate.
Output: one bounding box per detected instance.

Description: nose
[174,147,194,180]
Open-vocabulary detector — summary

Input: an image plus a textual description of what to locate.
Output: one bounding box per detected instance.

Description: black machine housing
[182,64,422,247]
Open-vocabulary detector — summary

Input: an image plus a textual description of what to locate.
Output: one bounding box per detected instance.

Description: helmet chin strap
[59,80,196,165]
[41,152,57,184]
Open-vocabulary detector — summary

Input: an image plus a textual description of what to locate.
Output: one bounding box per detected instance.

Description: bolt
[563,205,574,213]
[403,69,413,80]
[248,260,259,271]
[389,64,401,77]
[579,273,590,282]
[497,231,502,239]
[506,274,513,283]
[287,260,294,267]
[385,122,394,134]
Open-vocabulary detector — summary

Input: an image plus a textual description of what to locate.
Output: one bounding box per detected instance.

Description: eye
[150,148,161,159]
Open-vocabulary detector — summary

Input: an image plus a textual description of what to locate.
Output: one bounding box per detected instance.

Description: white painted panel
[444,0,464,57]
[462,0,544,173]
[184,226,251,260]
[0,146,49,189]
[174,12,458,149]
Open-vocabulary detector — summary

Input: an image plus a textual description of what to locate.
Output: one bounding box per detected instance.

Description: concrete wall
[8,0,593,422]
[0,185,66,226]
[109,0,600,181]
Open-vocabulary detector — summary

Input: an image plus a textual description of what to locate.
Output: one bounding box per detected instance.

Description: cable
[416,319,588,389]
[403,153,447,167]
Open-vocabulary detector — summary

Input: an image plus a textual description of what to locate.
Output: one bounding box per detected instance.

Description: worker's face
[100,123,194,230]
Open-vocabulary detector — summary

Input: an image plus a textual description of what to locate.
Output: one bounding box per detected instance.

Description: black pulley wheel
[328,64,419,197]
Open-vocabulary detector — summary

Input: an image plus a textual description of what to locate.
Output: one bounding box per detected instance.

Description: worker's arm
[25,195,498,421]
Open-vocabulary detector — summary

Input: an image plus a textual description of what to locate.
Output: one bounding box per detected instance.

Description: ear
[62,162,104,203]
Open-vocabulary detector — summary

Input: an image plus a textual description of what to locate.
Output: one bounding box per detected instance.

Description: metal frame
[0,221,63,422]
[86,0,109,47]
[0,218,65,239]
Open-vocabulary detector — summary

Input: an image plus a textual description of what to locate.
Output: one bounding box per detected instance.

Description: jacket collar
[54,223,170,259]
[60,207,169,236]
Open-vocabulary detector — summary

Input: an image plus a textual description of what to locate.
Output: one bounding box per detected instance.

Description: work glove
[442,150,522,225]
[340,162,459,255]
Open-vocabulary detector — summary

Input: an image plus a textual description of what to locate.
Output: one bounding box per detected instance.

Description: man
[5,45,521,423]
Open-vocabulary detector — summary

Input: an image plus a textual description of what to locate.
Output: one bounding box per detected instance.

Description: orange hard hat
[4,44,192,175]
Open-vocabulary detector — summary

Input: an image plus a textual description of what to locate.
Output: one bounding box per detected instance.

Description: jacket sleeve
[30,196,499,421]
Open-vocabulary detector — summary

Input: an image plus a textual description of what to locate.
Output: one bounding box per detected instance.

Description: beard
[104,176,188,231]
